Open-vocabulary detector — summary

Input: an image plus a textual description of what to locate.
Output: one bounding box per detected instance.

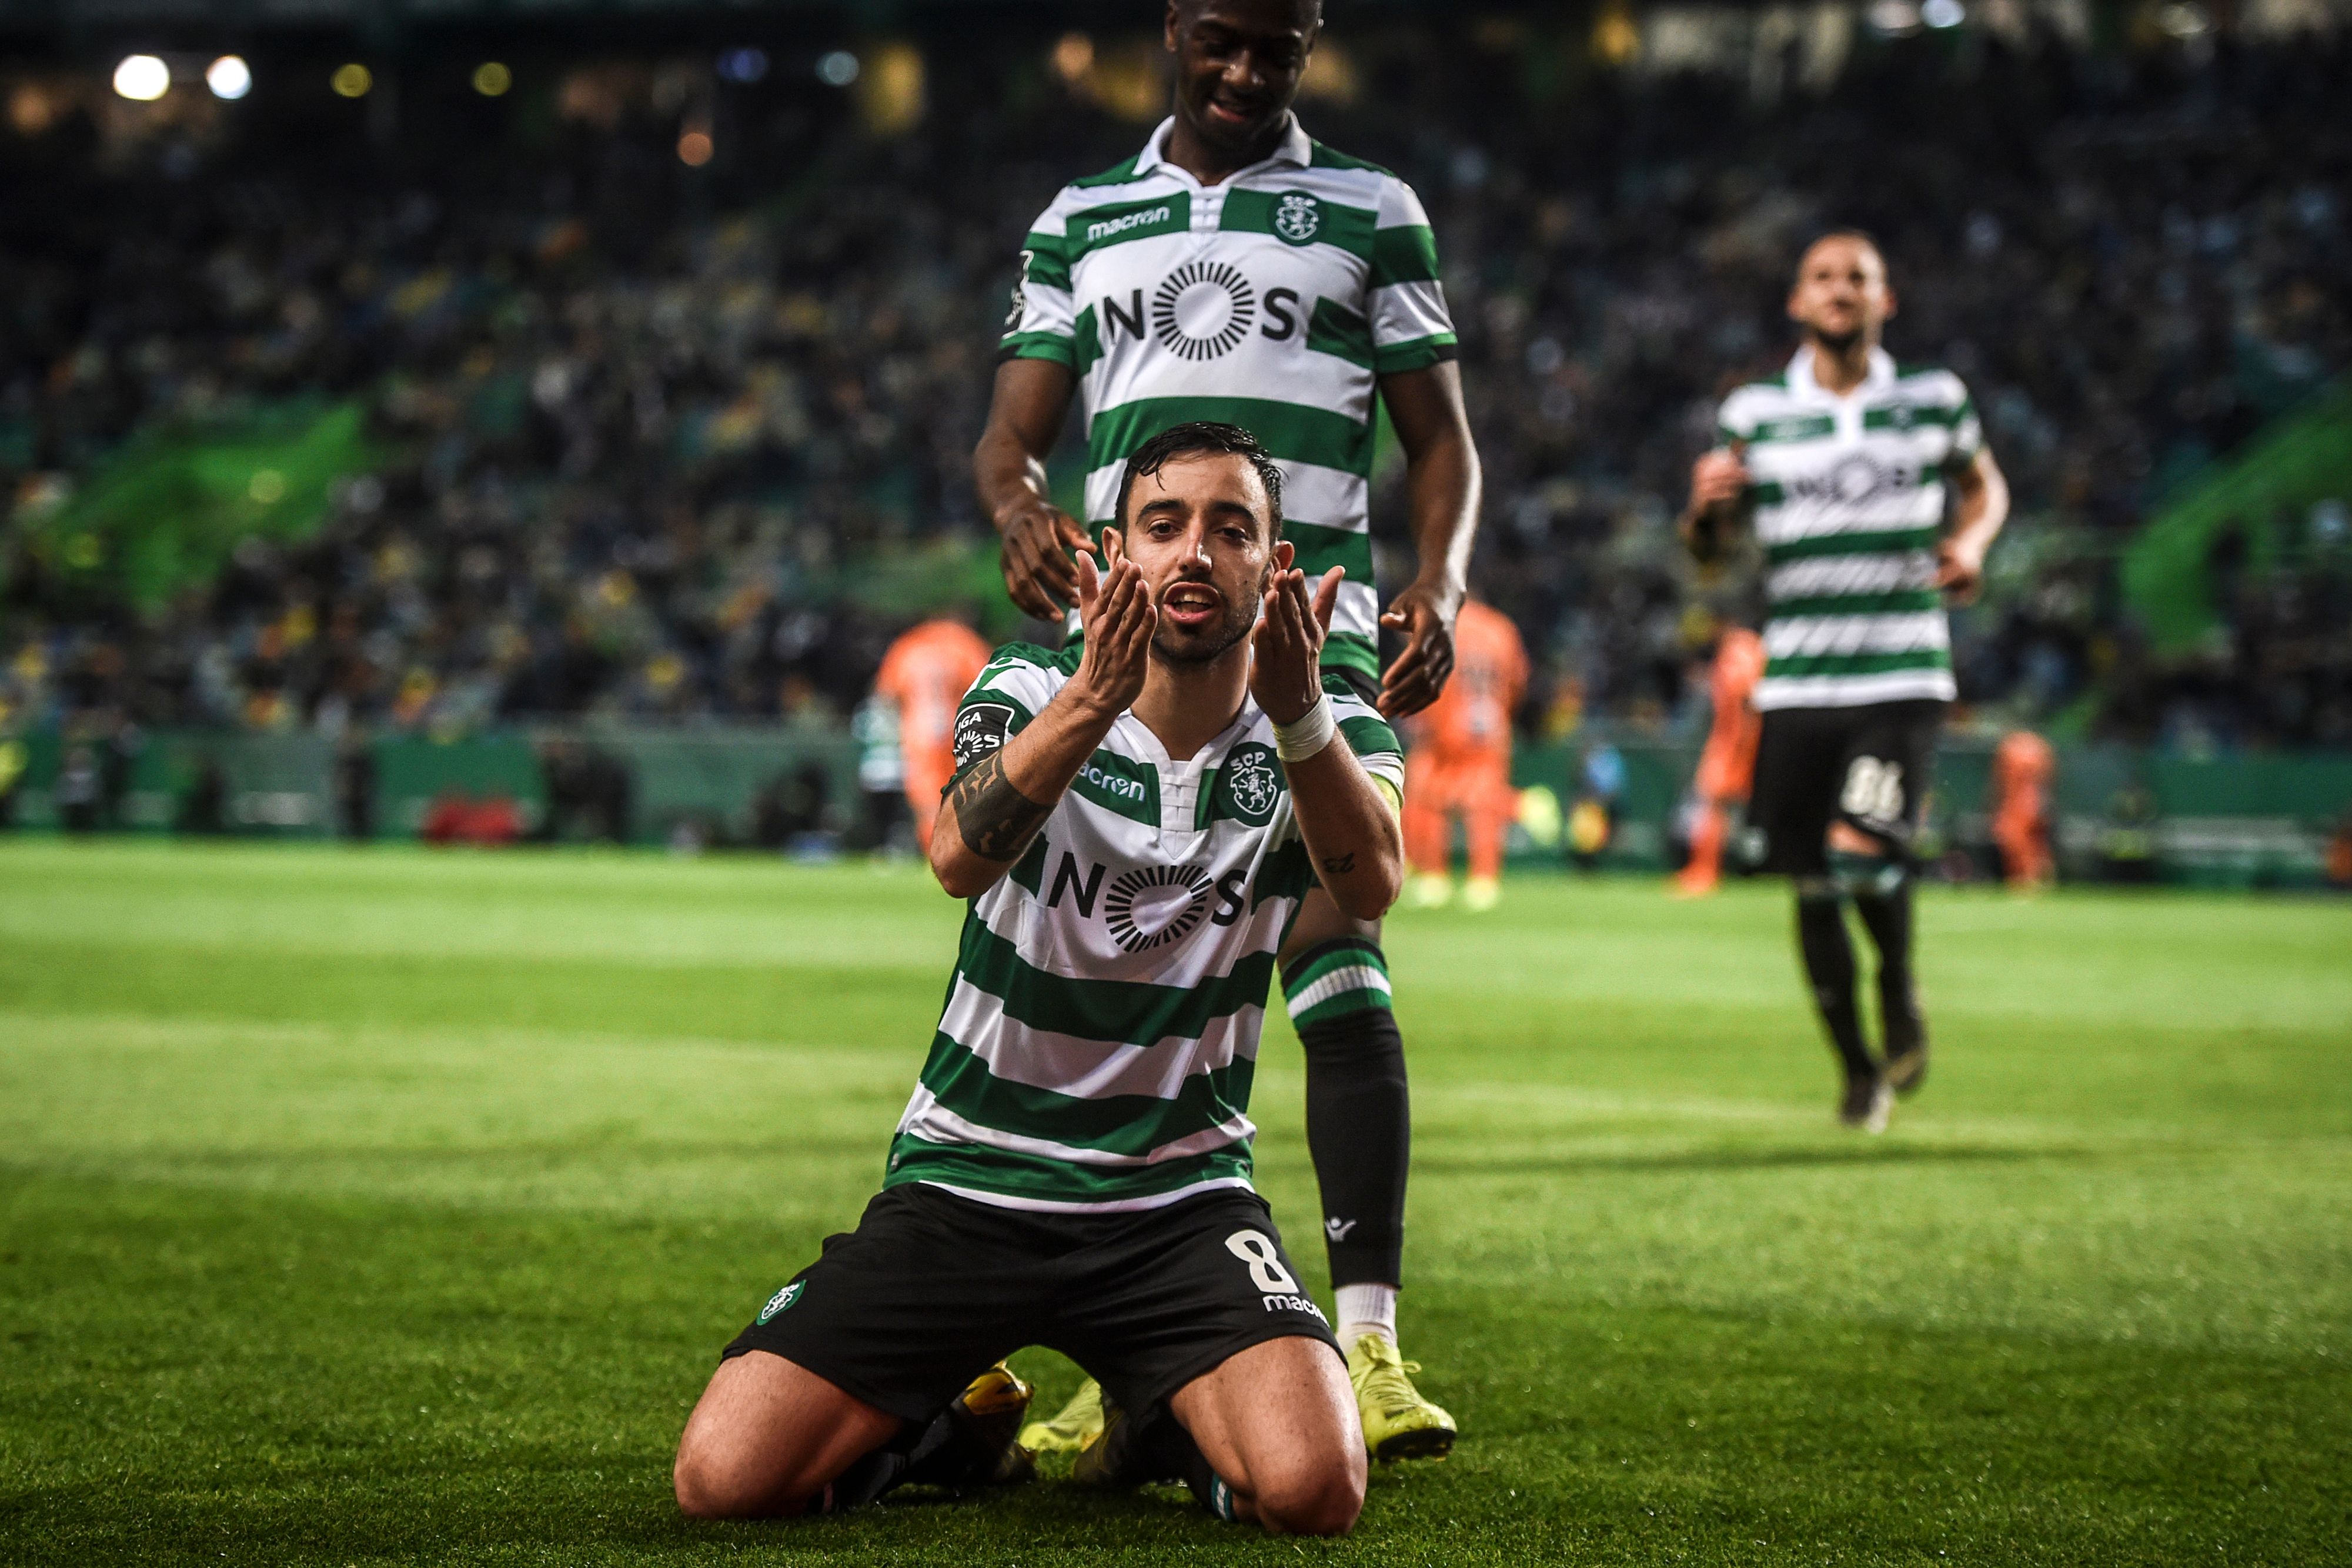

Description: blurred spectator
[333,730,377,841]
[0,24,2345,751]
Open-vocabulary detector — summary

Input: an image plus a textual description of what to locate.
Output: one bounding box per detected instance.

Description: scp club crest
[1272,191,1322,245]
[1221,743,1283,825]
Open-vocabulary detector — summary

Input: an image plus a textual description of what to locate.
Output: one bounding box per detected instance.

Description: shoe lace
[1351,1336,1426,1405]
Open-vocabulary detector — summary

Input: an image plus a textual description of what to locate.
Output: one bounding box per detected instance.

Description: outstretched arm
[974,357,1090,620]
[1252,563,1404,921]
[931,547,1154,898]
[1375,362,1482,720]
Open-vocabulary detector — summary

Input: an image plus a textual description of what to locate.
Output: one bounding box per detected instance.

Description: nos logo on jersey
[1217,743,1284,827]
[1272,192,1322,245]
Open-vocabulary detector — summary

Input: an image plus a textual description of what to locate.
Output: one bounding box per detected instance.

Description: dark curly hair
[1114,421,1285,537]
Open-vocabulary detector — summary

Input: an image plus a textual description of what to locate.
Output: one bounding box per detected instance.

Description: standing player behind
[1674,626,1767,897]
[1681,232,2009,1131]
[1402,596,1527,911]
[873,614,994,856]
[973,0,1478,1460]
[674,423,1402,1534]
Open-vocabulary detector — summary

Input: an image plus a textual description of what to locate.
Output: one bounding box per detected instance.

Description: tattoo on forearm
[950,752,1051,862]
[1321,852,1355,875]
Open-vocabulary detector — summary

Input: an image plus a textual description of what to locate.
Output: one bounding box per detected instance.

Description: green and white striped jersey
[1000,115,1458,683]
[1718,346,1984,710]
[886,642,1405,1213]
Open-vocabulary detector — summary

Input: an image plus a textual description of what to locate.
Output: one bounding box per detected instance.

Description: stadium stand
[1,19,2347,747]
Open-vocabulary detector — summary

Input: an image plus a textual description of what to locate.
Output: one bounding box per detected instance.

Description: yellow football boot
[1017,1375,1105,1457]
[1347,1333,1456,1462]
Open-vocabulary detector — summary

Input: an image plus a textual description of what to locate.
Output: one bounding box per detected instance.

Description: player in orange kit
[1675,627,1767,896]
[1403,598,1528,911]
[1990,730,2056,889]
[873,615,993,855]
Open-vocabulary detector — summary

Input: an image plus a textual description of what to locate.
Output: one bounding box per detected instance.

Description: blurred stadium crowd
[3,16,2348,748]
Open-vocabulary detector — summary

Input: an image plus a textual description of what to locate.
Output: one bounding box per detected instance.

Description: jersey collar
[1788,344,1896,403]
[1134,113,1314,183]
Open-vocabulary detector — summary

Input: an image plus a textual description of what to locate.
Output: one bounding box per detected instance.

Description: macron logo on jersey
[1087,205,1172,243]
[1080,761,1146,802]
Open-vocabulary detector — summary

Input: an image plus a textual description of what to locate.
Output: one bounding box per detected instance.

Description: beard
[1150,569,1268,666]
[1810,321,1864,355]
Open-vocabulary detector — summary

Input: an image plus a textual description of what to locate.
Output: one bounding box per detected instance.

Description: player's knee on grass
[1174,1337,1366,1536]
[673,1350,901,1519]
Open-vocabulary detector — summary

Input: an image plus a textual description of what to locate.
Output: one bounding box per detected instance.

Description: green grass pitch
[2,840,2347,1565]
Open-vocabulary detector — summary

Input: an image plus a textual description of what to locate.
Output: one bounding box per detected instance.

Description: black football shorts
[1749,700,1944,877]
[721,1182,1338,1428]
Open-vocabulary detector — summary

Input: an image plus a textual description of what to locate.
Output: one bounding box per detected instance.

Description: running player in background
[974,0,1477,1459]
[873,614,994,855]
[1682,231,2009,1131]
[1990,729,2055,889]
[1674,626,1766,897]
[1402,597,1526,911]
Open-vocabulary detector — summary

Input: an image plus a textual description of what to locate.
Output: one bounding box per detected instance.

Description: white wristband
[1272,693,1337,763]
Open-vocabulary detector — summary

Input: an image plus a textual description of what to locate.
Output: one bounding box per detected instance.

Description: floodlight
[717,48,769,83]
[1922,0,1966,28]
[473,62,512,96]
[206,55,251,101]
[332,63,372,99]
[817,51,860,86]
[113,55,170,102]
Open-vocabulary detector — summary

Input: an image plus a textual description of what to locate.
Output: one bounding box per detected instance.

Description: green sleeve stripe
[1307,141,1392,175]
[1087,396,1372,479]
[1340,713,1402,759]
[1020,233,1072,292]
[1318,631,1380,683]
[884,1134,1251,1203]
[1765,648,1953,678]
[998,331,1074,367]
[916,1031,1255,1155]
[1282,520,1374,583]
[1369,223,1441,286]
[1070,155,1144,189]
[1768,589,1945,618]
[1304,297,1373,369]
[1763,527,1940,566]
[954,915,1279,1048]
[1748,480,1783,504]
[1374,333,1458,375]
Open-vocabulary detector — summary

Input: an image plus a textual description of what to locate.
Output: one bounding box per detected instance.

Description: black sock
[806,1442,913,1515]
[1287,962,1409,1289]
[1167,1423,1238,1522]
[1854,883,1922,1055]
[1795,894,1875,1079]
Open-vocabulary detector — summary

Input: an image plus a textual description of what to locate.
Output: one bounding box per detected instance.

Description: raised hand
[1070,533,1155,718]
[1377,581,1459,719]
[997,496,1095,620]
[1252,551,1340,727]
[1689,448,1749,511]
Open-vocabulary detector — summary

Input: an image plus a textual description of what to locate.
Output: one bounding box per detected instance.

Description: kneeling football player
[673,423,1406,1535]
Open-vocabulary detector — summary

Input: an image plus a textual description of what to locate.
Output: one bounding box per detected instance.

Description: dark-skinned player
[973,0,1478,1462]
